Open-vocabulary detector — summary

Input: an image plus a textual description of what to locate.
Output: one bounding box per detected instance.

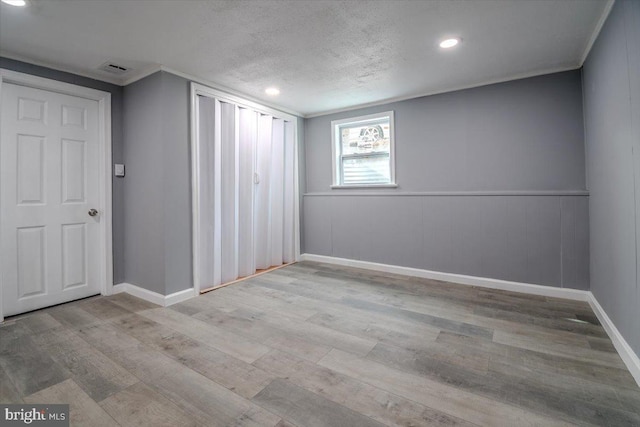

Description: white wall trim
[0,50,123,86]
[0,54,305,118]
[303,65,580,119]
[120,64,163,86]
[0,54,579,120]
[0,69,113,321]
[300,254,590,301]
[587,293,640,386]
[1,53,588,120]
[189,83,202,295]
[305,190,589,197]
[579,0,615,66]
[112,283,196,307]
[0,68,112,105]
[164,288,197,306]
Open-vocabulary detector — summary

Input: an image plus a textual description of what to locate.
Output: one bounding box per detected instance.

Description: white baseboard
[112,282,195,307]
[164,287,198,306]
[300,253,640,387]
[300,254,589,301]
[587,294,640,386]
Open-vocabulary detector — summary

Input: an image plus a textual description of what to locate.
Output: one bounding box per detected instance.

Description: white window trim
[330,183,398,189]
[331,110,396,188]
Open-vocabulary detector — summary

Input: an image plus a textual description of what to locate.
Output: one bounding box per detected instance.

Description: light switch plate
[114,164,125,177]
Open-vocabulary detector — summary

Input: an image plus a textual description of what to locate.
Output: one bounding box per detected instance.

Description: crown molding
[304,65,580,118]
[159,65,303,118]
[0,51,123,85]
[579,0,615,66]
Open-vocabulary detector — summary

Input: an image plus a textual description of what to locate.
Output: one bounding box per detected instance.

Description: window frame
[330,110,397,188]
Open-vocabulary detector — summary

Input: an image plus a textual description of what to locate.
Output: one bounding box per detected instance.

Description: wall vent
[98,62,130,75]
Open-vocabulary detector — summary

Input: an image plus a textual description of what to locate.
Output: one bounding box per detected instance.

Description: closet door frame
[190,83,301,294]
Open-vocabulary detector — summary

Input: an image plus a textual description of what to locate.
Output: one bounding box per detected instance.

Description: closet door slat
[283,121,296,263]
[254,114,273,270]
[237,108,257,277]
[270,118,285,266]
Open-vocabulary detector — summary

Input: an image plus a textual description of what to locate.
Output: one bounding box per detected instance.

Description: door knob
[88,209,98,217]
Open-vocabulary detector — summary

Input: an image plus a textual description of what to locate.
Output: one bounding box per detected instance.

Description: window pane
[342,154,390,184]
[332,111,394,186]
[340,119,390,156]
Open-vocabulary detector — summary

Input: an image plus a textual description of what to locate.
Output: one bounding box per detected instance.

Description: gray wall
[306,71,586,193]
[123,71,192,295]
[160,72,192,295]
[583,0,640,355]
[304,70,589,289]
[124,70,304,295]
[0,57,126,284]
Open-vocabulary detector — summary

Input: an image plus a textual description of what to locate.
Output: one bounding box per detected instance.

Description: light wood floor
[1,261,639,426]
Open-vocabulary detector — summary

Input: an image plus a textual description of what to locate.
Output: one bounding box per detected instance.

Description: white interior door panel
[1,83,101,316]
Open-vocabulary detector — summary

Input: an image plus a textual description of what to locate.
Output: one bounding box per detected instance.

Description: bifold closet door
[196,96,295,290]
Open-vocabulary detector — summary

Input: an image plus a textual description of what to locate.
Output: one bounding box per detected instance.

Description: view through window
[332,111,395,186]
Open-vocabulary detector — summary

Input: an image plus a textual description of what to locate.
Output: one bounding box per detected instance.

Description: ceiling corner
[120,65,163,86]
[578,0,616,66]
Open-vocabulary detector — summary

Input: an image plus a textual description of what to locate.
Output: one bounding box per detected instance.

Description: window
[331,111,396,188]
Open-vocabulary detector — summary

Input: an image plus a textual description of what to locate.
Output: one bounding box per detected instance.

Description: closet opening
[190,83,300,294]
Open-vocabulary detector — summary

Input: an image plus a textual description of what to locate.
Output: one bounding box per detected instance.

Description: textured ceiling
[0,0,611,116]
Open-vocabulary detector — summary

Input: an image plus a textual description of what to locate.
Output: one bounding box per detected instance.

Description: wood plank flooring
[1,261,639,426]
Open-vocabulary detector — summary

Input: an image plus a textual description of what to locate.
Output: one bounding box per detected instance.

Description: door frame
[0,69,113,322]
[190,82,301,294]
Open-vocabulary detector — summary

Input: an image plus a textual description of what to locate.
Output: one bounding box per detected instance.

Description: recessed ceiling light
[265,87,280,96]
[1,0,27,6]
[439,38,461,49]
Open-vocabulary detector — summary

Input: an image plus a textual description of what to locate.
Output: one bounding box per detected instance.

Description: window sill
[331,184,398,189]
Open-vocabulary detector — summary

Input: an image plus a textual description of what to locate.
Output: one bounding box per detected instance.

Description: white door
[1,83,101,316]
